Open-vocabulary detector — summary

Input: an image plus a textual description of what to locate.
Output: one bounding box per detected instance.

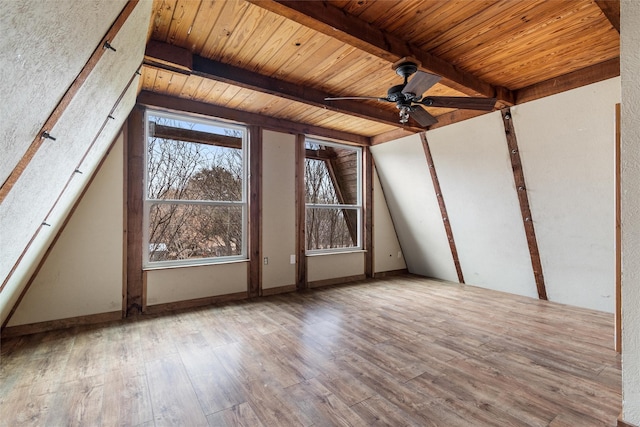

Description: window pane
[304,143,359,205]
[148,203,243,262]
[306,207,358,250]
[305,158,339,204]
[147,116,244,202]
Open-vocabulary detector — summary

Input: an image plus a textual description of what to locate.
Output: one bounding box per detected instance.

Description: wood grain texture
[501,108,548,300]
[143,0,619,138]
[126,106,145,315]
[0,275,620,426]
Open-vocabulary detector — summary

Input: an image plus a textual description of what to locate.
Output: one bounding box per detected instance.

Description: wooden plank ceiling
[141,0,619,141]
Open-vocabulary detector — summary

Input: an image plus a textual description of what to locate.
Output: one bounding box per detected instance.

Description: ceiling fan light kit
[325,61,497,127]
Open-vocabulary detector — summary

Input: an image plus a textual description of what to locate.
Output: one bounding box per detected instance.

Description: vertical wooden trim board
[126,106,145,315]
[501,108,548,300]
[420,133,465,283]
[295,134,307,290]
[0,0,140,204]
[364,147,374,278]
[248,125,262,298]
[615,103,621,353]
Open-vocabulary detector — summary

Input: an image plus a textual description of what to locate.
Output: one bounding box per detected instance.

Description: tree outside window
[144,111,247,267]
[305,139,362,252]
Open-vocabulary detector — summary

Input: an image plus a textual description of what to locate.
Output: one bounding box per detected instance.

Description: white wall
[262,130,296,289]
[371,135,458,281]
[307,252,365,283]
[373,168,406,273]
[513,79,619,312]
[146,263,248,306]
[621,1,640,423]
[428,112,538,298]
[375,80,619,310]
[0,0,127,185]
[7,135,125,326]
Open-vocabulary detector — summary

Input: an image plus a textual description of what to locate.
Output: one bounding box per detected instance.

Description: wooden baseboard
[309,274,367,289]
[144,291,248,315]
[1,311,122,338]
[261,284,297,296]
[373,268,409,278]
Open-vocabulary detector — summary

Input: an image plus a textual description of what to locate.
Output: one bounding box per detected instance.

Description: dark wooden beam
[363,147,373,278]
[137,90,370,146]
[501,108,547,300]
[0,0,139,204]
[595,0,620,33]
[516,58,620,105]
[126,106,145,315]
[295,134,307,290]
[152,124,242,148]
[420,133,464,284]
[615,103,621,354]
[248,125,262,298]
[191,55,423,131]
[246,0,513,102]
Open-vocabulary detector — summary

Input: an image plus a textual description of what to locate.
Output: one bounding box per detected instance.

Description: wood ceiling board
[215,4,274,65]
[402,0,500,48]
[247,0,500,99]
[472,23,618,89]
[149,0,178,41]
[164,0,202,46]
[422,0,543,59]
[199,0,251,59]
[141,67,395,137]
[444,1,617,87]
[427,0,563,63]
[181,1,228,53]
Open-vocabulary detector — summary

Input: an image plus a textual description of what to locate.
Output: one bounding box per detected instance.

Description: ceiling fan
[325,61,497,127]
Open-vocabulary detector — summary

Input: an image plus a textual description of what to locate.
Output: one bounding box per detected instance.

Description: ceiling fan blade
[402,71,441,98]
[421,96,497,111]
[325,96,390,102]
[409,105,438,127]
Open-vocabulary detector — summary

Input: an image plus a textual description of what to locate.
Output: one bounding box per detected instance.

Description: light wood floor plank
[0,275,621,426]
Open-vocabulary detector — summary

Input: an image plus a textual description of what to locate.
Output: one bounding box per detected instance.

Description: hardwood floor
[0,275,621,426]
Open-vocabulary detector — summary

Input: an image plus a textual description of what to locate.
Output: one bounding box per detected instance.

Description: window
[144,110,247,267]
[305,138,362,252]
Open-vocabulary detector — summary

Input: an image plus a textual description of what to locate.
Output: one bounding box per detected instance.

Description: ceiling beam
[595,0,620,33]
[144,41,424,132]
[515,57,620,105]
[138,90,370,146]
[247,0,514,104]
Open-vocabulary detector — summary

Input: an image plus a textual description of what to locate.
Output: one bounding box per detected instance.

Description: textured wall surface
[371,135,458,281]
[621,1,640,423]
[513,79,619,312]
[428,112,538,298]
[0,0,151,326]
[373,169,406,273]
[0,0,127,185]
[8,135,124,326]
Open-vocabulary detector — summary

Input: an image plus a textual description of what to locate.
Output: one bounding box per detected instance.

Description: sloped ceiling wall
[0,0,151,325]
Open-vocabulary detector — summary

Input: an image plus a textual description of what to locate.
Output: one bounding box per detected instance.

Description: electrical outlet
[263,257,268,265]
[397,251,402,259]
[290,254,296,264]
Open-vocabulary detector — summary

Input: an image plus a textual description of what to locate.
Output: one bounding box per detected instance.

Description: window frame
[142,109,249,269]
[304,137,363,254]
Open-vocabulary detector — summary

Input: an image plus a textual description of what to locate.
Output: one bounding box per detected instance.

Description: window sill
[305,249,366,257]
[143,258,249,271]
